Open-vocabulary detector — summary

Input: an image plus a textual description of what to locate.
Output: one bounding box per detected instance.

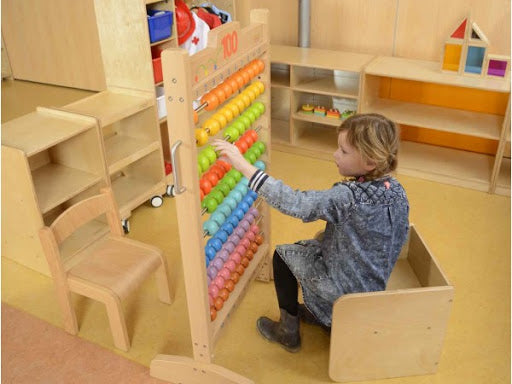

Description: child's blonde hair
[337,113,399,180]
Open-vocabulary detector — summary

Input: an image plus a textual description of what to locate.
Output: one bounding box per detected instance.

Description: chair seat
[68,235,162,299]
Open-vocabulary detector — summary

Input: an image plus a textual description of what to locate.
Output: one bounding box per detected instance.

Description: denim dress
[249,171,410,327]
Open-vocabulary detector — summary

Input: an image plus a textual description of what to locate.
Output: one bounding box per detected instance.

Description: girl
[213,113,409,353]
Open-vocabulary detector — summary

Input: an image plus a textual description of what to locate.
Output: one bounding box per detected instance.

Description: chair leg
[104,293,130,351]
[56,288,79,335]
[155,258,174,305]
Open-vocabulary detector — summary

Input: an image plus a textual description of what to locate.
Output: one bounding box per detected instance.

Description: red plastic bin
[152,48,163,84]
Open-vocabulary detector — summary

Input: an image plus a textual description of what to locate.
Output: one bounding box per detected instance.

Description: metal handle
[170,140,186,195]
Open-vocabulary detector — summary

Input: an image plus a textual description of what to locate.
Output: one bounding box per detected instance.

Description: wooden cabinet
[360,56,510,195]
[2,108,109,275]
[61,89,167,221]
[269,45,374,160]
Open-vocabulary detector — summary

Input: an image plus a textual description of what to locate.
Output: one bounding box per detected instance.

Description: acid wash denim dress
[249,170,409,327]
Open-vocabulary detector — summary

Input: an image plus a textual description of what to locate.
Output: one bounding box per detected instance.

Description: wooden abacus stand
[150,10,271,384]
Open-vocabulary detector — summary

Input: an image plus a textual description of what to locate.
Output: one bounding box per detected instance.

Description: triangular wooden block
[451,19,467,38]
[470,22,489,44]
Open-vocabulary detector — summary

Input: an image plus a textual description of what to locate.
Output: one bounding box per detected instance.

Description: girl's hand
[212,139,258,179]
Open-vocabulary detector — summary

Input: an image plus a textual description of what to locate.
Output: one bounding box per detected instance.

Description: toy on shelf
[301,104,314,114]
[151,10,271,384]
[341,109,356,119]
[314,105,326,116]
[326,108,341,118]
[441,16,509,79]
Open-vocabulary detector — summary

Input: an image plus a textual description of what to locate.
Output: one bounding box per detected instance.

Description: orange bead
[250,242,258,253]
[235,264,245,276]
[210,306,217,321]
[214,296,224,310]
[233,73,245,89]
[212,87,227,104]
[255,59,265,73]
[241,257,250,268]
[251,62,261,76]
[245,250,254,260]
[225,279,235,292]
[239,70,250,85]
[226,77,240,92]
[220,82,233,98]
[201,92,219,111]
[255,234,264,245]
[219,288,230,301]
[216,160,232,172]
[193,110,199,124]
[231,271,240,284]
[245,65,256,78]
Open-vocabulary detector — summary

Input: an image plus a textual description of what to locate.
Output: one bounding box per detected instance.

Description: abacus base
[150,354,254,384]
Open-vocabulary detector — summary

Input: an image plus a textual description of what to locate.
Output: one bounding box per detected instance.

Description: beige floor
[1,79,511,383]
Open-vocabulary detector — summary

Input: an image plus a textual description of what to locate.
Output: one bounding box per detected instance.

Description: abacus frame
[150,10,272,384]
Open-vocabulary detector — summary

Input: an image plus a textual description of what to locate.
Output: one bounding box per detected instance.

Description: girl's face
[333,131,375,177]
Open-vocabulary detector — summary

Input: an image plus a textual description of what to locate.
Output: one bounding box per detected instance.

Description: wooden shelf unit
[270,45,375,160]
[1,108,109,276]
[62,89,167,220]
[150,11,271,384]
[360,55,511,195]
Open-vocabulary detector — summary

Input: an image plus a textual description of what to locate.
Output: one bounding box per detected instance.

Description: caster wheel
[122,219,130,234]
[166,185,176,197]
[151,195,164,208]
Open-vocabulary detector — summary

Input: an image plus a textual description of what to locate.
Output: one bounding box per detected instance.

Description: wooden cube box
[329,224,454,382]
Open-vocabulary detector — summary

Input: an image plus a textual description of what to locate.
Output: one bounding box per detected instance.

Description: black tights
[272,250,298,316]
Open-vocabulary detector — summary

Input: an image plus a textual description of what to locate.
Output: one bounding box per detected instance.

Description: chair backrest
[38,187,123,279]
[50,187,123,244]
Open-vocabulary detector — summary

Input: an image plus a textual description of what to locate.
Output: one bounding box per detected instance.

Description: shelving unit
[150,10,271,383]
[270,44,374,161]
[61,89,167,221]
[1,107,109,276]
[360,55,511,195]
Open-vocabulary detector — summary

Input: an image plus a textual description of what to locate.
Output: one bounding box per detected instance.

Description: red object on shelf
[164,161,172,175]
[152,47,163,84]
[451,19,467,39]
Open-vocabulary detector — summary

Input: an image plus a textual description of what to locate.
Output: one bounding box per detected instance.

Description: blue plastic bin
[147,10,173,43]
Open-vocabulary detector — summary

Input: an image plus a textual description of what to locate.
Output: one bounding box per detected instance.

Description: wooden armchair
[38,187,173,351]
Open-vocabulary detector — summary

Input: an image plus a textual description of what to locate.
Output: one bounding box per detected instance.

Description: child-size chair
[38,187,173,351]
[329,224,454,382]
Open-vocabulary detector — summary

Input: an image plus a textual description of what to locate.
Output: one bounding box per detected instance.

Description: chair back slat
[51,194,111,244]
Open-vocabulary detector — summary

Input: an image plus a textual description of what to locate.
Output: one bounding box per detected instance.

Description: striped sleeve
[248,169,269,192]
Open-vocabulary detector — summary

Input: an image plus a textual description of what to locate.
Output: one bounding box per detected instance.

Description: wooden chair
[328,225,454,382]
[39,187,173,351]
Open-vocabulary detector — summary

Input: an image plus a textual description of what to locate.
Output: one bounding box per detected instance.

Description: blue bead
[205,246,217,260]
[249,190,258,199]
[214,230,228,243]
[227,216,239,227]
[224,197,237,210]
[217,203,232,218]
[254,160,266,171]
[220,222,234,235]
[203,220,219,236]
[243,195,254,206]
[229,189,243,203]
[207,238,223,252]
[233,208,245,220]
[238,201,250,213]
[235,184,248,196]
[210,211,226,226]
[240,178,249,186]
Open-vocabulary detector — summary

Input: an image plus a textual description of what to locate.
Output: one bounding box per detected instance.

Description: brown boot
[256,308,301,353]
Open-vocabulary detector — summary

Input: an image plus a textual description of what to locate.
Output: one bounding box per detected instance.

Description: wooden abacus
[150,10,271,384]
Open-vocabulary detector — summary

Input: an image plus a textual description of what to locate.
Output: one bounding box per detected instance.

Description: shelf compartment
[110,150,165,217]
[1,109,96,157]
[495,158,511,196]
[364,98,503,140]
[292,67,360,98]
[271,118,291,144]
[63,90,154,127]
[270,63,290,88]
[293,111,343,127]
[105,136,160,175]
[33,163,103,214]
[398,141,495,191]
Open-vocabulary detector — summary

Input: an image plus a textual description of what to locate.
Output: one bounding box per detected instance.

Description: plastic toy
[301,104,314,114]
[314,106,326,116]
[326,108,341,118]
